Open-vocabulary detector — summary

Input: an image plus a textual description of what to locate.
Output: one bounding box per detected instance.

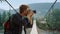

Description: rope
[45,0,57,17]
[5,0,17,13]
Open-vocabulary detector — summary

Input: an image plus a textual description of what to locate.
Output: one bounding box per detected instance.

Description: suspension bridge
[0,0,58,34]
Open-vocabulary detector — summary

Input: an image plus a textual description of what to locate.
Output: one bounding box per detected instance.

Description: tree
[46,9,60,30]
[1,11,7,23]
[0,13,2,26]
[0,0,5,1]
[6,11,11,21]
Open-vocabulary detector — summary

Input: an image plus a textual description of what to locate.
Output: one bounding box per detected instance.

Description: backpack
[4,19,10,31]
[3,14,13,31]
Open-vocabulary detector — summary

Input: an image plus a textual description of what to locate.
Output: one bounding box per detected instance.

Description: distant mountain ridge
[0,2,60,16]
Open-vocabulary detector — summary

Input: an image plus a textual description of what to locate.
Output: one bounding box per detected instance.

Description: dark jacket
[4,13,23,34]
[4,13,32,34]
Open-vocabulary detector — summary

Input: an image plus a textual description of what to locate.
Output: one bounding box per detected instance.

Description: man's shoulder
[12,13,23,20]
[11,13,21,17]
[9,13,18,19]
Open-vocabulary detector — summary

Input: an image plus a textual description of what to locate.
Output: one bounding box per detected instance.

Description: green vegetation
[36,8,60,31]
[0,8,60,31]
[46,9,60,30]
[36,19,48,30]
[0,11,11,30]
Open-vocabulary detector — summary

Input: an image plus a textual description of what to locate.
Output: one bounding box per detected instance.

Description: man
[3,4,33,34]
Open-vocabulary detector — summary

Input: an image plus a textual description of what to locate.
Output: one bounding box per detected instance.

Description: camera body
[33,10,36,14]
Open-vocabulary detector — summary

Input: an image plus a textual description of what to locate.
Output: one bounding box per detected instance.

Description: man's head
[19,4,30,16]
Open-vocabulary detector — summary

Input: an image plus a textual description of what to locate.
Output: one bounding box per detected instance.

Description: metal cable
[5,0,18,13]
[45,0,57,17]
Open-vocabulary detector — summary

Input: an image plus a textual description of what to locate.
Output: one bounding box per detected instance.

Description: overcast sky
[0,0,60,10]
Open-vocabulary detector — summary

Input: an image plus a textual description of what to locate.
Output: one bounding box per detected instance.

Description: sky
[0,0,60,10]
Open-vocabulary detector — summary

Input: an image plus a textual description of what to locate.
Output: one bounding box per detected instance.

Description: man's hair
[19,4,29,13]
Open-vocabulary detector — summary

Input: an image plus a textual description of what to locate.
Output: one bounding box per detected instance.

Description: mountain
[0,2,60,17]
[29,2,60,16]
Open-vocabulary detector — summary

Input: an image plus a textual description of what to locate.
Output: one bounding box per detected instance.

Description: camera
[33,10,36,14]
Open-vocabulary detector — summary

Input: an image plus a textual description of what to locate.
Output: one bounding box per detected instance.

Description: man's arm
[22,16,33,28]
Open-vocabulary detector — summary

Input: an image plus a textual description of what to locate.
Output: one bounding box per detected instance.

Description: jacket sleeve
[22,18,33,28]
